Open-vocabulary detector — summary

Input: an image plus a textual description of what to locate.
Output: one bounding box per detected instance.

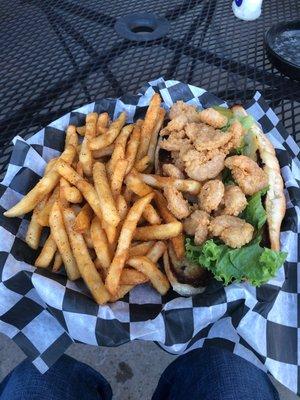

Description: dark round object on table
[265,20,300,80]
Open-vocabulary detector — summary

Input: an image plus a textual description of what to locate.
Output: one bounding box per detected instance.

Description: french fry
[129,241,155,257]
[120,268,148,285]
[55,160,103,221]
[135,155,150,172]
[103,222,117,249]
[142,204,161,225]
[154,190,185,260]
[127,256,170,295]
[139,174,201,195]
[93,162,120,227]
[134,222,182,241]
[109,284,135,302]
[44,157,58,175]
[89,112,126,150]
[110,159,128,199]
[60,177,83,204]
[116,194,128,220]
[125,170,153,197]
[83,230,94,249]
[146,240,166,262]
[36,186,60,226]
[85,112,98,140]
[93,144,114,159]
[97,112,109,135]
[76,126,86,136]
[136,93,161,160]
[65,125,78,148]
[4,145,76,217]
[35,235,57,268]
[63,208,110,304]
[79,137,93,177]
[53,251,63,272]
[25,196,48,249]
[49,202,80,280]
[123,186,133,204]
[59,178,70,209]
[105,193,154,295]
[76,161,84,177]
[125,121,142,174]
[91,217,111,271]
[74,203,93,233]
[108,124,133,175]
[146,108,166,171]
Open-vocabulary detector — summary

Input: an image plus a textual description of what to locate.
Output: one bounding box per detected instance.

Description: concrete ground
[0,333,297,399]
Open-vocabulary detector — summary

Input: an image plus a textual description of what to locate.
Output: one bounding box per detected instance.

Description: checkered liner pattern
[0,78,299,392]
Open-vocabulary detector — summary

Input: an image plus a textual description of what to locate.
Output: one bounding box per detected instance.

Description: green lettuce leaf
[185,238,287,287]
[241,187,268,230]
[212,105,233,119]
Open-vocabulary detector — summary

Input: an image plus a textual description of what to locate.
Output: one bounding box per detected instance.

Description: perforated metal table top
[0,0,299,177]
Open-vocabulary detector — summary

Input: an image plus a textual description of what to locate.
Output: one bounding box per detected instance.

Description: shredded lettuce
[241,187,268,230]
[185,238,287,287]
[212,105,233,119]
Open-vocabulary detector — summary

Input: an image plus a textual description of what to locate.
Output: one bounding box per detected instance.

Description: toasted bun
[232,105,286,251]
[163,247,207,296]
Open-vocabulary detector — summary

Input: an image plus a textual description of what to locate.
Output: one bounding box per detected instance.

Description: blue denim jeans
[0,346,279,400]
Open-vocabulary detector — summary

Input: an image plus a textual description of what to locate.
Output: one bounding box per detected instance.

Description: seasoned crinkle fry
[25,196,48,249]
[134,221,182,241]
[4,145,76,217]
[154,190,185,260]
[74,203,93,233]
[63,208,110,304]
[108,124,133,174]
[139,174,201,195]
[127,256,170,295]
[89,112,126,150]
[125,122,142,174]
[55,160,103,221]
[137,93,161,160]
[105,193,154,295]
[49,202,80,280]
[35,235,57,268]
[147,107,166,170]
[91,217,111,271]
[93,162,120,227]
[85,112,98,140]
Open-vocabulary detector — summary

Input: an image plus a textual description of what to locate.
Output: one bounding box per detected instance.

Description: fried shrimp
[169,101,200,123]
[222,185,247,216]
[190,124,231,152]
[198,179,225,213]
[225,155,268,195]
[162,163,185,179]
[199,108,228,128]
[183,210,210,245]
[229,120,244,149]
[163,186,191,220]
[209,215,254,248]
[185,153,226,181]
[160,131,190,151]
[160,115,188,136]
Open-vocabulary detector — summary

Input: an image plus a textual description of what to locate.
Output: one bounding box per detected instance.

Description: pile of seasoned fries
[3,94,201,304]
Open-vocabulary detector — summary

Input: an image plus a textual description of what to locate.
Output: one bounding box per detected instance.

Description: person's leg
[152,346,279,400]
[0,354,112,400]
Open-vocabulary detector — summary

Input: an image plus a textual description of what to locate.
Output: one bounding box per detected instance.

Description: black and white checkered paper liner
[0,78,299,393]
